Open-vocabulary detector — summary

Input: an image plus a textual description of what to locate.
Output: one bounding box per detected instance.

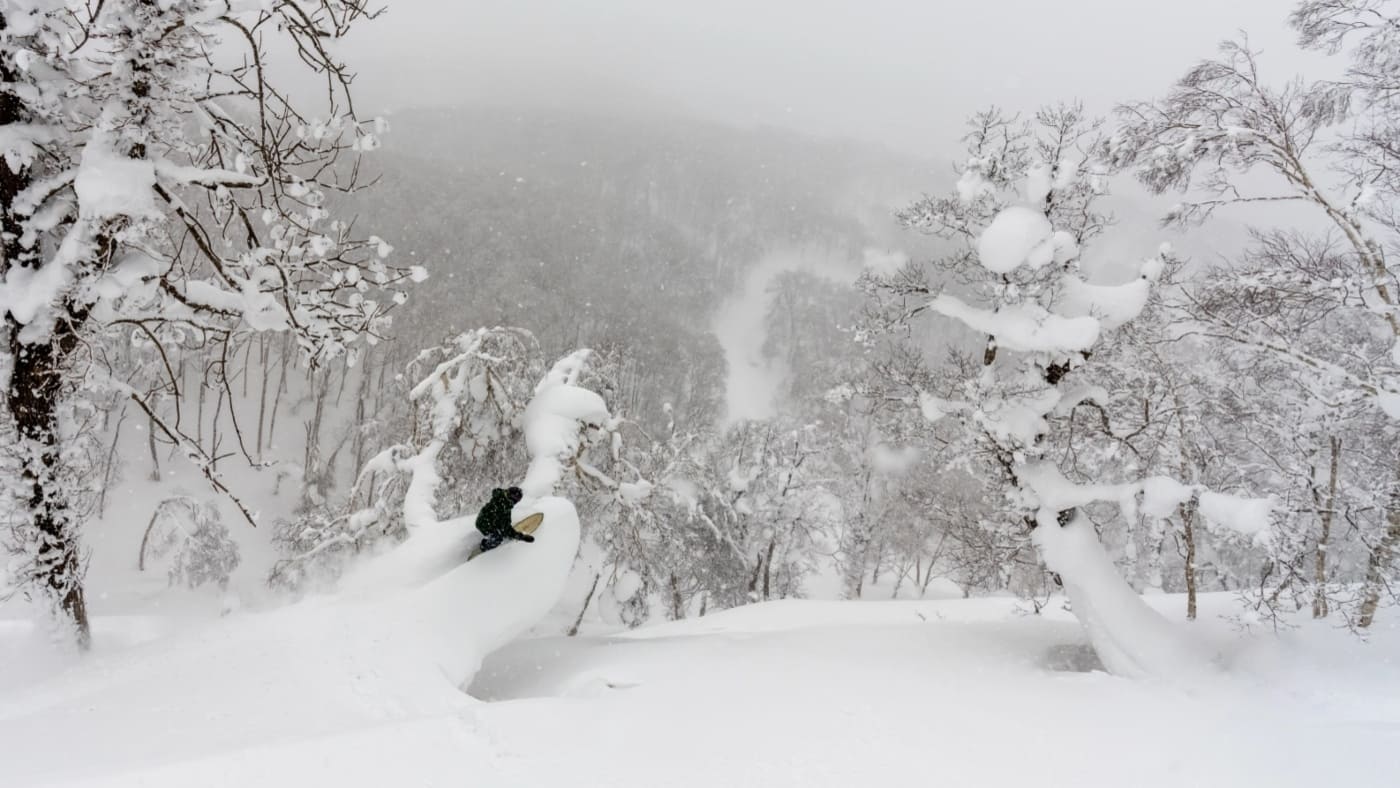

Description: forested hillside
[363,107,928,429]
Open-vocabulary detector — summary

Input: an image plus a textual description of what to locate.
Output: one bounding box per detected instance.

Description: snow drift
[340,347,606,684]
[402,495,581,685]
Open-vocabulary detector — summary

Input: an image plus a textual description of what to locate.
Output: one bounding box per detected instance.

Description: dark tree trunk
[762,538,775,600]
[147,417,162,481]
[1,20,91,648]
[1182,501,1198,621]
[6,317,93,648]
[1359,471,1400,629]
[566,573,601,637]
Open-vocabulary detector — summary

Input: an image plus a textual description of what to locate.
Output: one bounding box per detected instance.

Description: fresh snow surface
[0,496,581,786]
[3,589,1398,788]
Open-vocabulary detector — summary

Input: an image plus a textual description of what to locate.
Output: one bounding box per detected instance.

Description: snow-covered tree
[138,496,238,590]
[1109,2,1400,626]
[270,328,541,589]
[580,405,846,625]
[860,104,1116,579]
[0,1,413,645]
[863,104,1276,676]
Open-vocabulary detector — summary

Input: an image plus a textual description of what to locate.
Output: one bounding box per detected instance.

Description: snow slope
[3,593,1397,787]
[0,496,579,786]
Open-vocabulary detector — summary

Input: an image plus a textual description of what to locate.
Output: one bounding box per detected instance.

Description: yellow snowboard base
[466,512,545,561]
[513,512,545,535]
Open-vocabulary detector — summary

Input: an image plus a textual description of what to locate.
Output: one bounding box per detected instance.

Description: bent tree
[0,1,414,647]
[862,106,1271,677]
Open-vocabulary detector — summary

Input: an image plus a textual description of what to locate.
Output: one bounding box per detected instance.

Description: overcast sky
[346,0,1314,156]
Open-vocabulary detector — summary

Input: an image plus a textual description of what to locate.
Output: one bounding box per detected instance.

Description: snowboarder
[475,486,535,553]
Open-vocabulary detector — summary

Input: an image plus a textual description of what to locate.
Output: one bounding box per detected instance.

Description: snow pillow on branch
[975,205,1079,273]
[520,350,618,500]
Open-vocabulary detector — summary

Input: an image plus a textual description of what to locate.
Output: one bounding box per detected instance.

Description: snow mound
[1140,476,1194,519]
[976,205,1054,273]
[521,350,610,498]
[406,495,582,685]
[1033,514,1215,680]
[4,593,1399,787]
[337,515,479,595]
[75,139,158,220]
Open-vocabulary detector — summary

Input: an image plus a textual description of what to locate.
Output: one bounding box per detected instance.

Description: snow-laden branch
[930,293,1101,354]
[1019,463,1275,549]
[1022,463,1270,679]
[520,350,615,500]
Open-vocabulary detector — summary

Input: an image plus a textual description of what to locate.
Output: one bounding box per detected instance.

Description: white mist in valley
[712,247,860,424]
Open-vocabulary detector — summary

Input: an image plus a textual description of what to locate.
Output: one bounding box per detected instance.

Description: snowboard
[465,512,545,561]
[513,512,545,535]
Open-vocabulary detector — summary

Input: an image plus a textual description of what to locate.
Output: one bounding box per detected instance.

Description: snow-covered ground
[3,590,1397,788]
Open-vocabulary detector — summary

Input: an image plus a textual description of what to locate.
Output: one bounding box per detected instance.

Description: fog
[328,0,1324,424]
[348,0,1306,156]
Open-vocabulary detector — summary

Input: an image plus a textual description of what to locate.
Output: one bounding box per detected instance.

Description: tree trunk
[302,367,330,508]
[147,415,162,481]
[746,549,763,600]
[1168,388,1199,621]
[195,371,207,452]
[842,515,870,599]
[97,405,128,517]
[0,36,91,647]
[209,386,225,471]
[761,538,776,600]
[255,334,270,459]
[1311,436,1341,618]
[566,573,601,637]
[351,358,370,476]
[921,560,940,596]
[240,337,253,399]
[6,322,93,648]
[266,334,291,449]
[1358,479,1400,628]
[1182,502,1198,621]
[669,573,685,619]
[1144,515,1166,593]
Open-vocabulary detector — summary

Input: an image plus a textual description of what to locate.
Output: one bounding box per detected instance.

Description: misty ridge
[359,105,931,424]
[1,2,1399,787]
